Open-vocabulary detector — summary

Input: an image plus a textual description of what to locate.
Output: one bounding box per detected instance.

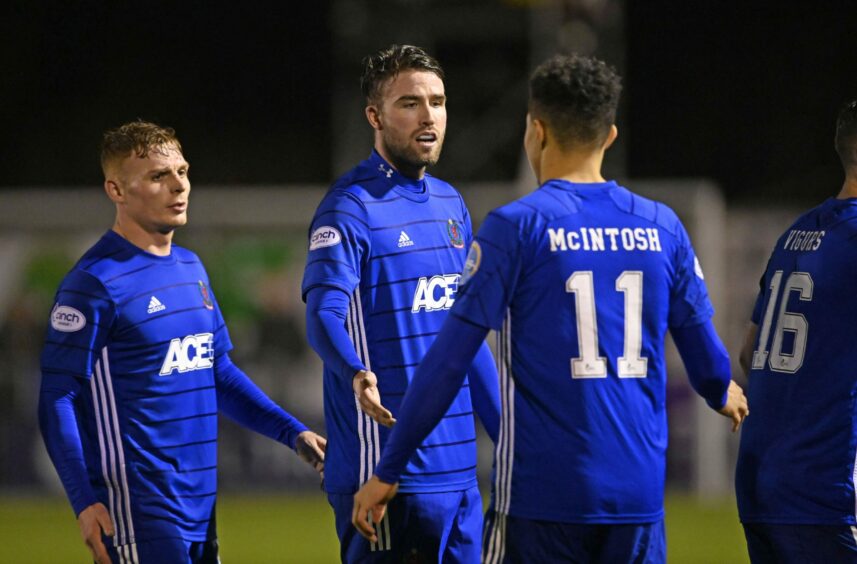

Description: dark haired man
[736,100,857,563]
[39,120,326,564]
[302,45,500,562]
[353,53,748,562]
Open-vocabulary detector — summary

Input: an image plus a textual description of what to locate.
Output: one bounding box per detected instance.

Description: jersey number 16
[751,270,813,374]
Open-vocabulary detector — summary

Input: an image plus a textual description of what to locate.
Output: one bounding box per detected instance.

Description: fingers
[96,505,115,537]
[726,380,749,432]
[351,499,378,543]
[354,371,397,427]
[89,538,111,564]
[358,396,396,427]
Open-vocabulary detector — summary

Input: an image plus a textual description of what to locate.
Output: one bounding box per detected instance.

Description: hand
[351,476,398,542]
[78,502,114,564]
[353,370,396,427]
[295,430,326,476]
[717,380,750,432]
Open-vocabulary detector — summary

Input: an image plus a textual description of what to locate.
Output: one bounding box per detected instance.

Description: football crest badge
[447,219,465,249]
[199,280,214,310]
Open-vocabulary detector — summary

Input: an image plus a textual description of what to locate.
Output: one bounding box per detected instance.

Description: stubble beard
[381,133,443,174]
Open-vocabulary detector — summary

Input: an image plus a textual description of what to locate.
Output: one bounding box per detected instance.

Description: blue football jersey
[41,231,232,545]
[302,151,478,495]
[736,198,857,525]
[451,179,713,523]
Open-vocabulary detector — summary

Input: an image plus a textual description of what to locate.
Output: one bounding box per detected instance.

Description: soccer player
[352,53,749,562]
[39,120,326,564]
[735,100,857,563]
[302,45,500,562]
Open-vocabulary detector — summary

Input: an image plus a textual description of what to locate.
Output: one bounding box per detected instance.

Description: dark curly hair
[529,54,622,149]
[100,119,183,174]
[835,99,857,170]
[360,45,445,104]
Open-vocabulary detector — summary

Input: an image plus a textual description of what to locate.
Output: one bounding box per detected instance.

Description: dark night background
[2,1,856,205]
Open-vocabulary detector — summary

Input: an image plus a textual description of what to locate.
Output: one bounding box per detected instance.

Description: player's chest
[112,278,218,347]
[367,203,467,257]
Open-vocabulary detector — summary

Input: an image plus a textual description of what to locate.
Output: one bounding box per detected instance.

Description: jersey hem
[739,515,857,525]
[501,507,665,524]
[325,476,477,496]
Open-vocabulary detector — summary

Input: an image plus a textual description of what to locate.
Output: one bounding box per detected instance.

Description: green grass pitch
[0,492,748,563]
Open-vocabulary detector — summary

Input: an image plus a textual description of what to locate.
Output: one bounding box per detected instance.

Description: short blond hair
[100,120,183,175]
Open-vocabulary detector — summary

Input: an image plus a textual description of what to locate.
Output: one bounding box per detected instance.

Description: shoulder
[170,243,203,265]
[608,185,684,237]
[487,192,550,234]
[424,173,461,197]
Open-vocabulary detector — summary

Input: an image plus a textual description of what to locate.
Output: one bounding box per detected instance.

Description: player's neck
[836,176,857,199]
[374,145,425,180]
[112,220,174,257]
[539,146,606,184]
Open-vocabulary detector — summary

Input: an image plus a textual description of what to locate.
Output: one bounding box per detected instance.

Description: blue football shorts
[743,522,857,563]
[482,509,665,564]
[329,485,482,563]
[104,537,219,564]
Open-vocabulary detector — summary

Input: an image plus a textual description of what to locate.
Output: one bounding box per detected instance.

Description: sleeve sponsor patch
[309,226,342,251]
[460,241,482,286]
[51,304,87,332]
[694,256,705,279]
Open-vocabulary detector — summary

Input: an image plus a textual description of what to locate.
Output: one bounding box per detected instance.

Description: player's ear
[602,124,618,151]
[104,179,124,203]
[365,105,383,131]
[533,118,547,150]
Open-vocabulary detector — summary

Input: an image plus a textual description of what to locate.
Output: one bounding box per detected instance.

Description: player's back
[461,179,711,523]
[736,197,857,525]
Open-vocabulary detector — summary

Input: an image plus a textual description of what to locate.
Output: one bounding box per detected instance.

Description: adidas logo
[147,296,166,314]
[398,231,414,248]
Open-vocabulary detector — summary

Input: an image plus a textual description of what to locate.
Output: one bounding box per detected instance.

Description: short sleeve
[301,190,370,300]
[40,270,117,379]
[667,222,715,329]
[450,212,523,331]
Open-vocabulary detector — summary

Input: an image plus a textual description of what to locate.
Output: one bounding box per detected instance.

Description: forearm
[672,319,731,409]
[467,341,500,443]
[374,314,489,483]
[305,286,366,377]
[215,354,308,449]
[38,372,97,517]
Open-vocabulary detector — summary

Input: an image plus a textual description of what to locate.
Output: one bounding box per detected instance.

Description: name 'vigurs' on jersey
[737,198,857,525]
[302,151,478,494]
[41,230,232,544]
[451,179,714,523]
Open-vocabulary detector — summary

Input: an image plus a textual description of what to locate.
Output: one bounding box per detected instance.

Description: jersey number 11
[566,271,648,379]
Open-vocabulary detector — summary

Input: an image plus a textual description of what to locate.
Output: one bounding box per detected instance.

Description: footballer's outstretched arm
[306,285,395,427]
[465,337,500,443]
[214,354,326,473]
[353,314,488,541]
[671,319,749,431]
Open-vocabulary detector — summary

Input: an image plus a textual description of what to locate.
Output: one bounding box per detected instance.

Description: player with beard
[302,45,500,563]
